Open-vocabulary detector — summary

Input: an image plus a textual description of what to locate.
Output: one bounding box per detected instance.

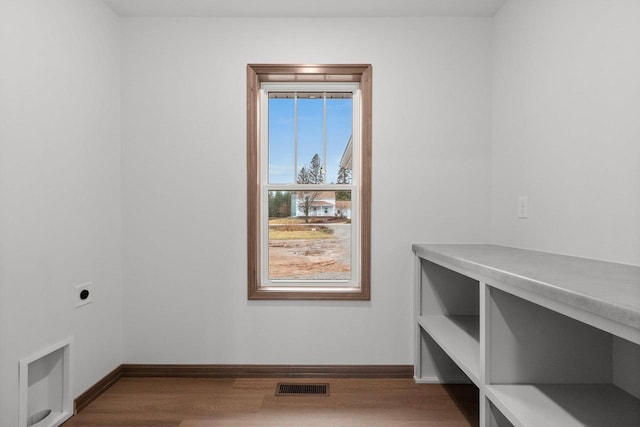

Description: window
[247,65,372,300]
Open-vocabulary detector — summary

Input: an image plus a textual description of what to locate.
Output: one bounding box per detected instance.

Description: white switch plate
[518,196,529,219]
[75,282,93,308]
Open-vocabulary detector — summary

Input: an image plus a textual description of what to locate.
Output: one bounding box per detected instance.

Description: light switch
[518,196,529,219]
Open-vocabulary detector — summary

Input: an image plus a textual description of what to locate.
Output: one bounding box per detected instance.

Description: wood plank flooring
[63,378,479,426]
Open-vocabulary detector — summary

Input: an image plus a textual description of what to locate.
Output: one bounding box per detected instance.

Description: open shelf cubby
[415,257,480,385]
[413,244,640,427]
[486,287,640,427]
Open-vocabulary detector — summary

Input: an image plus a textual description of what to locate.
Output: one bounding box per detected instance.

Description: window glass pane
[326,95,353,184]
[268,97,295,184]
[297,94,324,184]
[268,190,352,281]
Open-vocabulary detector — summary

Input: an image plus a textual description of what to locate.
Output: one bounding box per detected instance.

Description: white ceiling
[103,0,508,18]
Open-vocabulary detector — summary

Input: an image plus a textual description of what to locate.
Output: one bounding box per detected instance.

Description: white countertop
[412,244,640,330]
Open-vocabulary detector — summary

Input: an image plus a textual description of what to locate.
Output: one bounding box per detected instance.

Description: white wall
[120,18,492,363]
[491,0,640,265]
[0,1,122,424]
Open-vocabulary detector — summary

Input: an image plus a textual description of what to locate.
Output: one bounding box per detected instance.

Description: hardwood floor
[63,378,478,426]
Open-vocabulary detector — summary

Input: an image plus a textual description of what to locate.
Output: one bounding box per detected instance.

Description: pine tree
[296,154,323,223]
[268,191,292,218]
[336,166,351,201]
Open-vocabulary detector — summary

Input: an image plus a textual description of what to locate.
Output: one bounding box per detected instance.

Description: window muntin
[261,84,359,288]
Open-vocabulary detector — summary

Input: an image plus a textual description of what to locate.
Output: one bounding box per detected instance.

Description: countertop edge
[412,243,640,331]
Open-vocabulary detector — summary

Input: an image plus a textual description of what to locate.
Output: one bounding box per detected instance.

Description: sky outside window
[268,93,352,184]
[268,98,295,184]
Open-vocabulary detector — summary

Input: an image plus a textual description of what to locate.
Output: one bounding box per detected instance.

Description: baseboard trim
[122,364,414,378]
[74,365,124,414]
[74,364,413,413]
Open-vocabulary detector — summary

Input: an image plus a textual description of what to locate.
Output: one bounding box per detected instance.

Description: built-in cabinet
[413,244,640,427]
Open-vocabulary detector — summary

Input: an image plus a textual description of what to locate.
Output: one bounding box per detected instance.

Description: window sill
[249,285,370,301]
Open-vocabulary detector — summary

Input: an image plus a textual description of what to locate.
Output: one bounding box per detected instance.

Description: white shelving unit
[413,244,640,427]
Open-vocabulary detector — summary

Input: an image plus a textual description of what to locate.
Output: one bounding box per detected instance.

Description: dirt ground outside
[268,222,351,280]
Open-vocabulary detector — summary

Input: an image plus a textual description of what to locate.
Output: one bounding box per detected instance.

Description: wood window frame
[247,64,372,300]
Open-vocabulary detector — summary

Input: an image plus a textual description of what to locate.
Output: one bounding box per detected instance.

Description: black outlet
[80,289,90,300]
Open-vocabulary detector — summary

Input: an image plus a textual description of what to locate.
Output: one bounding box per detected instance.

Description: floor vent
[275,383,330,396]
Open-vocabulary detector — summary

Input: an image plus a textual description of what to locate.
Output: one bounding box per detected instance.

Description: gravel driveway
[268,224,351,280]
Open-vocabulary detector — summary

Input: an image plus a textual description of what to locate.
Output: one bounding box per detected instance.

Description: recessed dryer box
[19,337,73,427]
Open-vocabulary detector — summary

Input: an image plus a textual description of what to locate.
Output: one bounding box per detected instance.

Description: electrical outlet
[75,282,93,308]
[518,196,529,219]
